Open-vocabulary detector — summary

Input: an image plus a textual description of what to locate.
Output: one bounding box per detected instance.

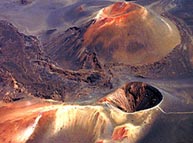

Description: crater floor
[0,0,193,143]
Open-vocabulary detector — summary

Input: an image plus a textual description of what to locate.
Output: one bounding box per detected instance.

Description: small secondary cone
[83,2,181,66]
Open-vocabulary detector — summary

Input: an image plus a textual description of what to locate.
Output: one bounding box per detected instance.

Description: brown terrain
[0,0,193,143]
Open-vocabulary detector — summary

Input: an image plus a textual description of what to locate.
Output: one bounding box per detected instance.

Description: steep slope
[84,2,181,65]
[45,2,192,78]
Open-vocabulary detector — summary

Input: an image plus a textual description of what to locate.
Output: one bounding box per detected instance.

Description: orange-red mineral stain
[112,126,128,141]
[83,2,181,66]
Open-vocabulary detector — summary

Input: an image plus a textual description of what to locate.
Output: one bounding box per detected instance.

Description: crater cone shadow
[99,82,163,113]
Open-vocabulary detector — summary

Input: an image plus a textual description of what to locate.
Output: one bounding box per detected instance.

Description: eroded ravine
[0,0,193,143]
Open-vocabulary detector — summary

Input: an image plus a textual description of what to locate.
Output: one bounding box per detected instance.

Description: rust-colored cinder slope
[84,2,181,65]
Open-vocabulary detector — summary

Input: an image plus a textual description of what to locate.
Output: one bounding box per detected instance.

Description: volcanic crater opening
[99,82,163,113]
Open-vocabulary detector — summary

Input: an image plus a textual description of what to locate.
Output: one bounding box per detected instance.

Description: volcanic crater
[0,0,193,143]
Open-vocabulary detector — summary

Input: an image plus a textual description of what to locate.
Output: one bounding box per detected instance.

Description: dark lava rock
[0,20,112,102]
[0,68,27,102]
[125,82,162,111]
[0,2,192,106]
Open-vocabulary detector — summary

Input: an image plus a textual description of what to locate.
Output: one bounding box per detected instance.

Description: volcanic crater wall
[0,1,193,143]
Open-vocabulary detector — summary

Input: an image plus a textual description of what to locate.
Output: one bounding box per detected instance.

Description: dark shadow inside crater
[99,82,163,113]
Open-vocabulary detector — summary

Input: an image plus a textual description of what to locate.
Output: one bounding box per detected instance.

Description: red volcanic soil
[0,1,193,143]
[44,2,192,79]
[0,1,192,104]
[83,2,180,66]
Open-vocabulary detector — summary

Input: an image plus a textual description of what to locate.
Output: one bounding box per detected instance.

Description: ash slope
[0,1,193,143]
[45,2,193,78]
[1,1,192,103]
